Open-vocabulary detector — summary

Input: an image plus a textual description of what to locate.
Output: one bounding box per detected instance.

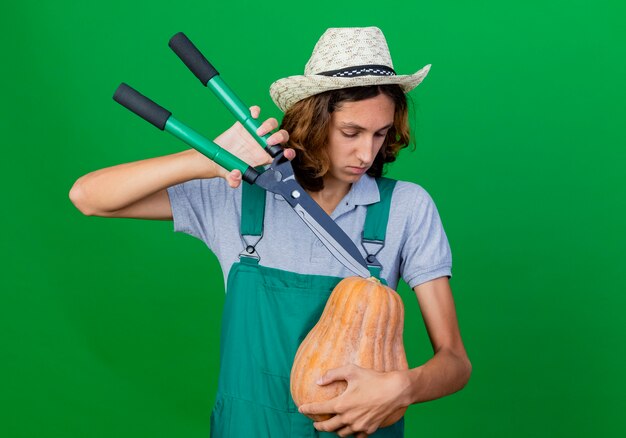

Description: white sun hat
[269,26,431,112]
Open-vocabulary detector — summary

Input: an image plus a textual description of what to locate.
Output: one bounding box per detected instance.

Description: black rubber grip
[169,32,219,86]
[242,167,260,185]
[266,145,283,158]
[113,83,172,130]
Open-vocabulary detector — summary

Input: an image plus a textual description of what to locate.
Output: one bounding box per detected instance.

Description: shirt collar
[344,174,380,206]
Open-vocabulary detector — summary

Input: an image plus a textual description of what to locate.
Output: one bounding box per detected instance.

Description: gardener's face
[325,93,395,186]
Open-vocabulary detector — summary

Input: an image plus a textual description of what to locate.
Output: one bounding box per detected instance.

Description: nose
[355,136,376,165]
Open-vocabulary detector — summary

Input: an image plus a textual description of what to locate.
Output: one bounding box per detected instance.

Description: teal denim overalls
[210,178,403,437]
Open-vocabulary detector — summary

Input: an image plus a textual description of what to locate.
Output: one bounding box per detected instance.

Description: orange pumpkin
[290,276,408,427]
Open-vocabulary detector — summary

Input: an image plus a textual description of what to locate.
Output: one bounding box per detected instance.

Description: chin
[343,174,364,183]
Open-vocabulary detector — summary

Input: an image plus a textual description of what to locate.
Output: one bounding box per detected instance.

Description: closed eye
[375,130,389,138]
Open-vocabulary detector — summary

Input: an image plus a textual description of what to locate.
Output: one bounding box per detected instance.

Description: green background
[2,0,624,436]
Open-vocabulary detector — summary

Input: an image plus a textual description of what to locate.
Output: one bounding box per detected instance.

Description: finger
[338,422,372,438]
[299,400,336,416]
[313,415,346,433]
[256,117,279,137]
[260,152,273,167]
[249,105,260,119]
[266,129,289,146]
[336,425,356,437]
[283,148,296,161]
[318,364,356,385]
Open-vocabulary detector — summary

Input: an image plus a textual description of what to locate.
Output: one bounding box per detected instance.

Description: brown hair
[279,84,411,192]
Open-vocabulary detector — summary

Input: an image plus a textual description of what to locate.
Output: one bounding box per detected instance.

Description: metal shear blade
[254,154,371,278]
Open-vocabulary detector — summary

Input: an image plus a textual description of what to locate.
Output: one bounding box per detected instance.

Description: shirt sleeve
[166,177,235,249]
[399,184,453,289]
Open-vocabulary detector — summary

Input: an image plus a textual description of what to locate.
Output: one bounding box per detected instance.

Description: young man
[71,26,471,437]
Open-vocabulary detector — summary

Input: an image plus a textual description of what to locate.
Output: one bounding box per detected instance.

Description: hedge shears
[113,32,372,278]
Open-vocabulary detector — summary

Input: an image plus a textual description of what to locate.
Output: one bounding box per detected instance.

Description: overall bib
[210,178,404,437]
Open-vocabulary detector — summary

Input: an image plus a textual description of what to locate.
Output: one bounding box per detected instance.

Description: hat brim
[270,64,431,112]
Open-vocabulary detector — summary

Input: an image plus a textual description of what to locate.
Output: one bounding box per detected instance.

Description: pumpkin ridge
[394,294,408,370]
[330,279,355,335]
[371,282,387,371]
[317,280,361,408]
[291,288,338,405]
[292,293,338,402]
[314,287,341,337]
[307,279,361,405]
[384,290,398,370]
[394,295,402,370]
[376,286,391,371]
[329,281,356,364]
[355,281,378,370]
[293,329,319,402]
[343,280,368,367]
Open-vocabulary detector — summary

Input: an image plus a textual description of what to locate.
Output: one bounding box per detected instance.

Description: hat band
[317,64,396,78]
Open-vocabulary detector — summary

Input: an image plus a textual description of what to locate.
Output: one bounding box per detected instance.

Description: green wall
[2,0,624,436]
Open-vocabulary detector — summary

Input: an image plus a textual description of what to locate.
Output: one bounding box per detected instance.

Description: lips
[346,166,368,175]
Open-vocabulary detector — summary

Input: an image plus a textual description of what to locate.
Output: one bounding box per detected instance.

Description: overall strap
[239,182,266,262]
[363,177,397,279]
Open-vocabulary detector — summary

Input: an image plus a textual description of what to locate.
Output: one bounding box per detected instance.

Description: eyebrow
[339,122,394,132]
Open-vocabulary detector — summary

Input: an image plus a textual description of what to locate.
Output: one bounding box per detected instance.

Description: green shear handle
[168,32,283,159]
[113,83,261,184]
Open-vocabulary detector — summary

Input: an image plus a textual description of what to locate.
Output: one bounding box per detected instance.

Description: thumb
[225,169,243,188]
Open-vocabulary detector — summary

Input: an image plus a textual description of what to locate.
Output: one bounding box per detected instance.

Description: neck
[308,177,352,216]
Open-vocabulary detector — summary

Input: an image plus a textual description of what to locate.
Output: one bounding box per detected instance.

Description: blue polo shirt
[167,174,452,291]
